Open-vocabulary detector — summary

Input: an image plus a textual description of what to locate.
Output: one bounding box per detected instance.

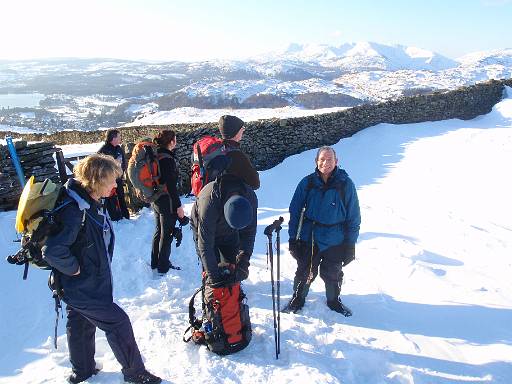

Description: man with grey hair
[286,146,361,316]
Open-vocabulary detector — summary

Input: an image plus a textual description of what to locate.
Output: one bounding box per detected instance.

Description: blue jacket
[42,178,115,309]
[288,167,361,252]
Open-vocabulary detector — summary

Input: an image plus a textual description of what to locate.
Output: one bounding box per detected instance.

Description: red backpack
[183,278,252,355]
[190,136,230,196]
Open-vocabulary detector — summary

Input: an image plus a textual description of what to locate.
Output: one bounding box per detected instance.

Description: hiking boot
[283,295,305,313]
[68,368,100,383]
[327,298,353,317]
[124,370,162,384]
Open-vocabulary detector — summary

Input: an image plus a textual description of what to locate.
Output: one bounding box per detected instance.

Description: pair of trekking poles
[264,216,284,360]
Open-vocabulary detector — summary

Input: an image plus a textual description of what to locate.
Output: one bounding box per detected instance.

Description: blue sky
[2,0,511,61]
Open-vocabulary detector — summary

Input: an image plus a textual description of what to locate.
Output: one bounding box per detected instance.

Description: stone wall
[0,141,60,210]
[2,78,511,195]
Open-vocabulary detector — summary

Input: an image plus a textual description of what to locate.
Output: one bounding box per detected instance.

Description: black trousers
[116,178,130,219]
[104,179,130,221]
[151,195,177,273]
[293,242,344,302]
[66,303,145,378]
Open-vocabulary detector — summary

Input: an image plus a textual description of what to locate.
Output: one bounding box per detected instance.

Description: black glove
[209,265,236,288]
[341,244,355,267]
[172,226,183,247]
[288,239,302,260]
[235,251,250,281]
[178,215,190,227]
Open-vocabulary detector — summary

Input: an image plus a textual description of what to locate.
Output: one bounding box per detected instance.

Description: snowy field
[124,105,349,127]
[1,88,512,383]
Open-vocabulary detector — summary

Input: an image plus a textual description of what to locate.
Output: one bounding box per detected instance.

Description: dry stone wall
[0,141,59,210]
[2,78,511,196]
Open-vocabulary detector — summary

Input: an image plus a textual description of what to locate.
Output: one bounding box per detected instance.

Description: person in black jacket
[42,154,161,384]
[151,129,185,275]
[97,129,130,220]
[190,174,258,287]
[218,115,260,190]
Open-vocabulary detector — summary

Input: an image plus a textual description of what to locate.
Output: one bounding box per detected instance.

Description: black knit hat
[223,195,252,229]
[219,115,244,139]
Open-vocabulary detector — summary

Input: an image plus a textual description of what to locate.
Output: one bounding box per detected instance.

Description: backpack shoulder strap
[183,286,204,342]
[304,172,346,211]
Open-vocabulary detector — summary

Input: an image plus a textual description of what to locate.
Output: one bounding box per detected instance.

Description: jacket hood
[63,178,92,211]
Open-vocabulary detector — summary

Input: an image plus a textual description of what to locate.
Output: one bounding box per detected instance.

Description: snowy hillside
[1,88,512,384]
[1,43,512,132]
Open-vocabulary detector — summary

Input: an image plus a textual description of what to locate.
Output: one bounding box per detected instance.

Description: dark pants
[66,303,145,378]
[104,179,130,221]
[116,178,130,219]
[151,195,177,273]
[293,242,344,302]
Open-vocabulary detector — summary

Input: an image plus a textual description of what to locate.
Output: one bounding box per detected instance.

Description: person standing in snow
[42,154,161,384]
[218,115,260,190]
[151,129,186,275]
[286,146,361,316]
[97,129,130,220]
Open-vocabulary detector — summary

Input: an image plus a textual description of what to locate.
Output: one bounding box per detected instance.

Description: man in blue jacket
[286,146,361,316]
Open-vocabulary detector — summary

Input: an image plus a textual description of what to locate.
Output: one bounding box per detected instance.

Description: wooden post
[55,149,68,183]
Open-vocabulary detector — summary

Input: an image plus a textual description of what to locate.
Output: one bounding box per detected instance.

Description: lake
[0,93,45,108]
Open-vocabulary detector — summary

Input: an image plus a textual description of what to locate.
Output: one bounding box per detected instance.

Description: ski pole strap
[23,260,29,280]
[53,295,62,349]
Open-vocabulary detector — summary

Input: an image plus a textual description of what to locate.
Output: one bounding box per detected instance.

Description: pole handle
[264,216,284,236]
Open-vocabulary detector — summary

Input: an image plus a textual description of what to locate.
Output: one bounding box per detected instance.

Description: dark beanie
[223,195,253,229]
[219,115,244,139]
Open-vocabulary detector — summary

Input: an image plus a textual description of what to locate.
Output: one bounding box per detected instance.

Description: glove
[178,215,190,227]
[209,264,236,288]
[172,226,183,247]
[341,244,355,267]
[288,239,303,260]
[235,251,250,281]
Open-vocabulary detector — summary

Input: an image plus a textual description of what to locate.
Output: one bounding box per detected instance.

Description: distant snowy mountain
[256,41,459,72]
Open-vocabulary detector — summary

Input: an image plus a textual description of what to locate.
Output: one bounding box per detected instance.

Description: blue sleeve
[343,177,361,245]
[288,177,308,240]
[42,205,82,276]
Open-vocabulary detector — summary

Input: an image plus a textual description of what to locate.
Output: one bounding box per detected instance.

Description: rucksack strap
[183,286,204,343]
[305,173,346,210]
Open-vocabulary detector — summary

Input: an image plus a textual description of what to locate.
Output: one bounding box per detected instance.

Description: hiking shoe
[124,370,162,384]
[327,298,353,317]
[283,295,305,313]
[68,368,100,383]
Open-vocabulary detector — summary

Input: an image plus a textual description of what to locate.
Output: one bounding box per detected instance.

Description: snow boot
[282,281,308,313]
[327,298,352,317]
[124,369,162,384]
[68,368,100,383]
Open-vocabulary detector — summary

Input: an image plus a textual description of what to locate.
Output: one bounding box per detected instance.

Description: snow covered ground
[1,88,512,383]
[125,105,349,126]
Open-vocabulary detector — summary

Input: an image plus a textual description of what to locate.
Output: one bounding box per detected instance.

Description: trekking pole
[6,136,26,188]
[264,216,284,359]
[265,230,278,359]
[275,219,282,356]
